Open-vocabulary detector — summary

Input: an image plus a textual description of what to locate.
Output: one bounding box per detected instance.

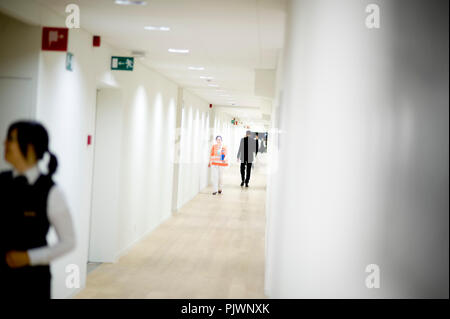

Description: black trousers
[240,162,252,183]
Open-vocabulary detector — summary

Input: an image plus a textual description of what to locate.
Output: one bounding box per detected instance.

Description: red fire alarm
[93,35,101,47]
[87,135,92,146]
[209,104,212,108]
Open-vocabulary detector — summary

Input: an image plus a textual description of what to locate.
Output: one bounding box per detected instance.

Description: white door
[88,88,123,263]
[0,77,34,170]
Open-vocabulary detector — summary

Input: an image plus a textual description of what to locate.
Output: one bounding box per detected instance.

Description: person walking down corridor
[209,135,228,195]
[237,130,258,188]
[0,121,76,299]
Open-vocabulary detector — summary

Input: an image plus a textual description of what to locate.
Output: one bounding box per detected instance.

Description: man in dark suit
[237,130,258,187]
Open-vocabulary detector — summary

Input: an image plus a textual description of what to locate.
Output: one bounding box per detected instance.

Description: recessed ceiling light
[168,48,189,54]
[115,0,147,5]
[188,66,205,71]
[208,84,219,87]
[144,26,170,31]
[200,76,214,80]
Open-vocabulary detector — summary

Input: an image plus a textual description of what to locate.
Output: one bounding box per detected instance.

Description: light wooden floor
[75,156,268,299]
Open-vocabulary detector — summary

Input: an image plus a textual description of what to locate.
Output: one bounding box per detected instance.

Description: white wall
[265,0,449,298]
[0,11,40,89]
[175,89,211,210]
[114,62,178,257]
[264,47,284,297]
[0,12,40,170]
[33,20,98,298]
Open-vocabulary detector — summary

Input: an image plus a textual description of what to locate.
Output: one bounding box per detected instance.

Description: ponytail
[47,151,58,177]
[7,121,58,178]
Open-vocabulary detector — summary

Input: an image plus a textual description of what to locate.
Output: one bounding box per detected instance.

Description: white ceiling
[2,0,286,122]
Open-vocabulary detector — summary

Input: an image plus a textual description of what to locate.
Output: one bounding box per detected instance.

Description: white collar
[12,165,41,185]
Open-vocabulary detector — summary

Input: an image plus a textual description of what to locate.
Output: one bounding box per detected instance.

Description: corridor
[0,0,448,301]
[76,158,268,299]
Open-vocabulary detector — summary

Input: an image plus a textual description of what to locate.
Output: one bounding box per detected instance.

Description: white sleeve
[27,185,76,266]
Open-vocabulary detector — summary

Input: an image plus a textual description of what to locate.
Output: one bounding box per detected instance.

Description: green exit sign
[111,56,134,71]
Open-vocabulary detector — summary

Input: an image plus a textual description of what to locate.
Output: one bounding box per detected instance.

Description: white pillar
[266,0,449,298]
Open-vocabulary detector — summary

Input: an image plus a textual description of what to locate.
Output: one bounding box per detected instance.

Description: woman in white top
[0,121,76,299]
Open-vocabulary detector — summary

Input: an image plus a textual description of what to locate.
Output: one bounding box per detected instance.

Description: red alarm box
[93,35,101,47]
[42,27,68,51]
